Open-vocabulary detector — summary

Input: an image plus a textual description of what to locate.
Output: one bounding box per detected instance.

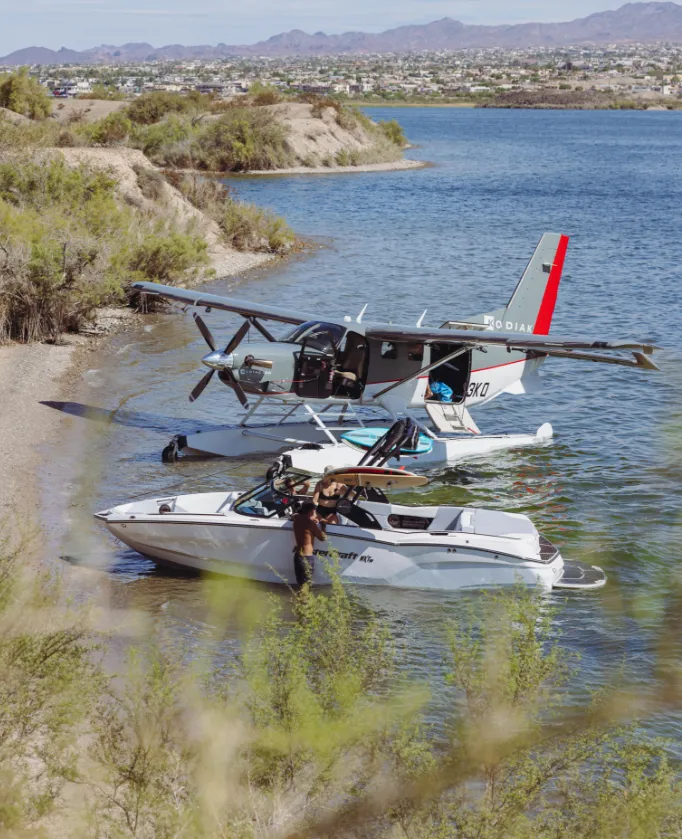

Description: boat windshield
[233,484,290,518]
[234,474,312,519]
[282,321,346,353]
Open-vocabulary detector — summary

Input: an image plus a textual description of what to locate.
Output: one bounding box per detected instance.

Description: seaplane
[133,232,659,473]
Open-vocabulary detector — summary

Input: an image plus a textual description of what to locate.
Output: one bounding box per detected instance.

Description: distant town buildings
[19,44,682,102]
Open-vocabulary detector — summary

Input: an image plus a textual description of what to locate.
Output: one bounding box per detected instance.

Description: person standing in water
[292,502,326,585]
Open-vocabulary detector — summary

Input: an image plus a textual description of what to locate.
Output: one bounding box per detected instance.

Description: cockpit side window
[282,321,346,353]
[381,341,397,359]
[407,342,424,362]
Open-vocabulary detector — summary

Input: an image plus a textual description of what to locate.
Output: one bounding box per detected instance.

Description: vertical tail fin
[503,233,569,335]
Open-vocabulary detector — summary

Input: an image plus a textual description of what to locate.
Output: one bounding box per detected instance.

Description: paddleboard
[341,427,433,455]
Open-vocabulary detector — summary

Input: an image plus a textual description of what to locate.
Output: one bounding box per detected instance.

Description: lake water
[55,108,681,736]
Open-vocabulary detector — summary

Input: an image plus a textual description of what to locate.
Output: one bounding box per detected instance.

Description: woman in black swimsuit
[313,471,347,525]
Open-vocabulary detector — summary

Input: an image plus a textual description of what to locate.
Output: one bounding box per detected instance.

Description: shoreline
[351,101,477,108]
[352,99,681,111]
[241,158,427,176]
[0,262,273,562]
[167,158,428,178]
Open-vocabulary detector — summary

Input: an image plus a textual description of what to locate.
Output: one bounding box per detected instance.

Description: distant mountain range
[3,2,682,65]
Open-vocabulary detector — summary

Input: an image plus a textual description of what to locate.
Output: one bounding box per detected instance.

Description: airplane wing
[132,281,321,326]
[365,326,660,370]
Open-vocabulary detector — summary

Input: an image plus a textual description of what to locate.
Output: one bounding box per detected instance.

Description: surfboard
[326,466,429,489]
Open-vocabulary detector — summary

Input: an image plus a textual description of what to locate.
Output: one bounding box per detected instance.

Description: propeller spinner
[189,313,250,407]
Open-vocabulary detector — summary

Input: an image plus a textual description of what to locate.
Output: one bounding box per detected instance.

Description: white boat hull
[102,514,564,591]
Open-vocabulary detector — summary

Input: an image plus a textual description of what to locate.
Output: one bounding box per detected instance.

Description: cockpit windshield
[282,321,346,353]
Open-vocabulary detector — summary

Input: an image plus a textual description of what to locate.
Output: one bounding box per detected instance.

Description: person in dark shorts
[292,501,327,585]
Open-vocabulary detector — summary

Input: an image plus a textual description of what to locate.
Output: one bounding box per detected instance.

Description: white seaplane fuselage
[97,488,569,591]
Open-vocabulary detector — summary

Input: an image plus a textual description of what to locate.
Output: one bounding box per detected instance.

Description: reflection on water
[48,108,681,743]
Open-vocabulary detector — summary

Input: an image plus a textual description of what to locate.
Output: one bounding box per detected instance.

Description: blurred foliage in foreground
[2,535,682,838]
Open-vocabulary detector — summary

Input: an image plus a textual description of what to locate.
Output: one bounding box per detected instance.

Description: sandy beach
[245,158,427,176]
[0,341,79,523]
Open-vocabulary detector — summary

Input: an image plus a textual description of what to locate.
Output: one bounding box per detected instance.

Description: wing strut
[249,317,276,342]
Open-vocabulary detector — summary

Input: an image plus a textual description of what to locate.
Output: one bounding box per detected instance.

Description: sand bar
[243,159,427,176]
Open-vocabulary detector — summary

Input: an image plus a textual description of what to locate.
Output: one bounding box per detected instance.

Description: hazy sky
[1,0,632,55]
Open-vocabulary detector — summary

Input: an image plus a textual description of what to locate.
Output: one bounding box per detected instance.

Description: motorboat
[95,465,605,592]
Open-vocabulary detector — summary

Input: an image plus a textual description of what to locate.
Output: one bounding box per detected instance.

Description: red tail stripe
[533,234,569,335]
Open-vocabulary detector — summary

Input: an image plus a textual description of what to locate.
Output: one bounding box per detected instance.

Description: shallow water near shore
[52,108,681,738]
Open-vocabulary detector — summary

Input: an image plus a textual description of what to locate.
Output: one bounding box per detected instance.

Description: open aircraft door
[293,336,336,400]
[429,342,472,404]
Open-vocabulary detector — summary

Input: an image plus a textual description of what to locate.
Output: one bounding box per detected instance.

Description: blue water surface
[57,108,682,741]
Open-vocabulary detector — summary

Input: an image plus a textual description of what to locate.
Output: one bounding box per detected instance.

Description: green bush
[378,118,407,147]
[133,108,293,172]
[129,113,193,160]
[188,108,293,172]
[125,90,210,125]
[165,171,298,253]
[0,68,51,120]
[126,230,208,283]
[248,82,283,106]
[0,528,100,829]
[85,110,132,145]
[220,197,297,253]
[296,92,342,118]
[0,158,210,342]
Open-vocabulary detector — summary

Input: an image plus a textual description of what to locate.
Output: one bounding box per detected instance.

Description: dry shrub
[249,83,284,107]
[133,164,166,202]
[220,200,297,253]
[296,92,343,119]
[125,90,211,126]
[163,170,230,214]
[0,157,209,342]
[166,171,298,254]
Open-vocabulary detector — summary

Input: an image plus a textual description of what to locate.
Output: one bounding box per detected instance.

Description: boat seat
[336,514,358,527]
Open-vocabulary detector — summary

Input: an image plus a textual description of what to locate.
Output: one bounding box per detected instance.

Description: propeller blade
[225,320,251,355]
[193,312,216,352]
[220,369,249,408]
[189,369,214,403]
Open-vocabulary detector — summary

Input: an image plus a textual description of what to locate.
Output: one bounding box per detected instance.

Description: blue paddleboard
[341,427,433,455]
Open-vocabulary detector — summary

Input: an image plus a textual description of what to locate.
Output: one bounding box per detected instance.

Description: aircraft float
[133,232,659,472]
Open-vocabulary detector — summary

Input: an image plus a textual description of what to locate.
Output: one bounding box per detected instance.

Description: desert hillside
[44,93,411,173]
